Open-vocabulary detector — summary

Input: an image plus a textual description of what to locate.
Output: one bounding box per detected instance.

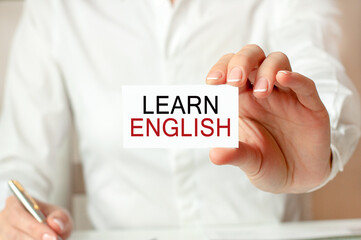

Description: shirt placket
[153,0,173,84]
[153,0,201,227]
[169,148,201,227]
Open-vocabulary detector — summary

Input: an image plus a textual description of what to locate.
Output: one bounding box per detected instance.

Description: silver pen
[8,180,63,240]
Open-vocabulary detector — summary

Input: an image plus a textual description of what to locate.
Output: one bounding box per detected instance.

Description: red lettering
[217,118,230,137]
[201,118,214,137]
[195,118,198,137]
[131,118,229,138]
[181,118,192,137]
[164,118,178,137]
[146,118,160,136]
[131,118,143,137]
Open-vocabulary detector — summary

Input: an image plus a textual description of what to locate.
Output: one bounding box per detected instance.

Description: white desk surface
[70,219,361,240]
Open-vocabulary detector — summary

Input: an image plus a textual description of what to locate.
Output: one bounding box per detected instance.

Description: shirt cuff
[307,144,343,192]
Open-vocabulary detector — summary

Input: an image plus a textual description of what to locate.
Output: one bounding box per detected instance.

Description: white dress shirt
[0,0,360,229]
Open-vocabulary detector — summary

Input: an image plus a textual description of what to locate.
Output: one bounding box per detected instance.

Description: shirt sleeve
[0,0,72,210]
[268,0,361,191]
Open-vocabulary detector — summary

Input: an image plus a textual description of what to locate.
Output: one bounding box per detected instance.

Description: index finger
[226,44,266,87]
[206,53,234,85]
[7,203,59,240]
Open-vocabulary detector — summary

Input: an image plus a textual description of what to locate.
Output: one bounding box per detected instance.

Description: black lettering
[171,96,186,114]
[188,96,201,114]
[157,96,169,114]
[143,96,154,114]
[205,96,218,114]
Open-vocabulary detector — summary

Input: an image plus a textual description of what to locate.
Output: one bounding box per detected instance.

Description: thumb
[46,208,73,239]
[210,117,264,178]
[209,141,262,178]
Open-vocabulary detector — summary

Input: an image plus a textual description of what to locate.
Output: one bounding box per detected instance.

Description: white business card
[122,85,238,148]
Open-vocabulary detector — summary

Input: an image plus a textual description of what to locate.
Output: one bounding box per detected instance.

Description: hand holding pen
[0,180,72,240]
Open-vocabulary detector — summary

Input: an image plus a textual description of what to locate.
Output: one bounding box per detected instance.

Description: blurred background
[0,0,360,229]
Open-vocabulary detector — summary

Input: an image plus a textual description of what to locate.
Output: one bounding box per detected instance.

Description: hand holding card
[206,44,332,193]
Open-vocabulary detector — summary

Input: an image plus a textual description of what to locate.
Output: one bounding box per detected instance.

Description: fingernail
[254,77,268,93]
[227,67,243,83]
[53,218,64,233]
[206,71,223,81]
[42,233,57,240]
[278,70,291,75]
